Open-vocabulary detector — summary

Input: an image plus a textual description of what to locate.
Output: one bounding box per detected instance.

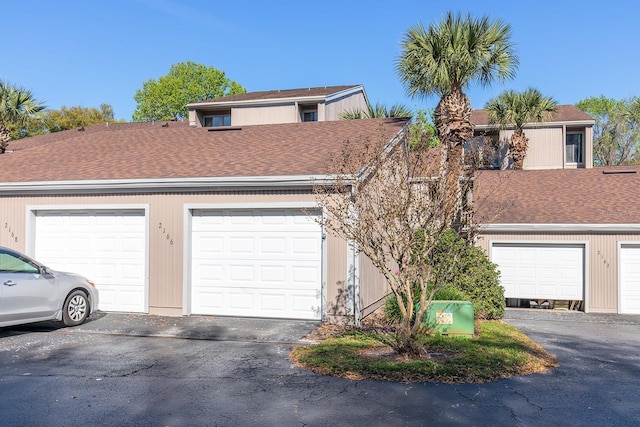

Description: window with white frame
[203,114,231,127]
[566,132,584,164]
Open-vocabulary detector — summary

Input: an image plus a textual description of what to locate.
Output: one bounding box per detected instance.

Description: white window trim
[566,131,585,166]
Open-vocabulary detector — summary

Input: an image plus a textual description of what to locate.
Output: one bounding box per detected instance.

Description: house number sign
[158,222,174,245]
[3,222,19,243]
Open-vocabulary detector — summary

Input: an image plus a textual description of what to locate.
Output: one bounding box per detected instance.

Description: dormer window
[302,109,318,122]
[566,132,584,164]
[203,114,231,127]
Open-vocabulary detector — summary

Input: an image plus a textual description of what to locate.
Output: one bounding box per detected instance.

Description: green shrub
[384,230,505,322]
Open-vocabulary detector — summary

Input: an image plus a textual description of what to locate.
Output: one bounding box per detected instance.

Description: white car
[0,246,99,328]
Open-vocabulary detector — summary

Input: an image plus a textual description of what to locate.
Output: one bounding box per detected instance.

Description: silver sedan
[0,246,99,328]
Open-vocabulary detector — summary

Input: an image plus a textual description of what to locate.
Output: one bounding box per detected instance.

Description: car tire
[62,290,90,326]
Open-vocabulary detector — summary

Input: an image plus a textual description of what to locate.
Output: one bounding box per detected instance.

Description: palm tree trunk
[433,88,474,229]
[0,124,10,154]
[509,129,528,170]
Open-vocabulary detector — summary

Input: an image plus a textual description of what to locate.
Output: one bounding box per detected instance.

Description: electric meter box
[424,300,474,337]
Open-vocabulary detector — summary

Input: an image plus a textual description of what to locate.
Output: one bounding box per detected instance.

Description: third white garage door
[491,243,584,300]
[190,209,323,320]
[620,244,640,314]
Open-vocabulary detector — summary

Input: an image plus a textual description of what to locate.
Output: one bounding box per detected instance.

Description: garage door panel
[35,209,146,313]
[492,244,584,300]
[191,209,322,319]
[620,245,640,314]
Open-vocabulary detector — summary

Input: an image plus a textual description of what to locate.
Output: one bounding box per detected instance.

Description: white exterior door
[190,209,322,320]
[491,243,584,300]
[34,209,147,312]
[620,244,640,314]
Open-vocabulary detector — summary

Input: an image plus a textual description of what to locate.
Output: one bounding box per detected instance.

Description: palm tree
[396,12,518,224]
[0,81,45,153]
[339,102,413,120]
[485,88,557,169]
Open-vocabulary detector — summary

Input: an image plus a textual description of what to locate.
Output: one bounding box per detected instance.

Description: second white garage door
[190,209,322,320]
[34,209,147,313]
[491,243,584,300]
[620,244,640,314]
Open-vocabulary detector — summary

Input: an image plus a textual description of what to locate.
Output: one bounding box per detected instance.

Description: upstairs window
[203,114,231,127]
[566,132,584,164]
[301,109,318,122]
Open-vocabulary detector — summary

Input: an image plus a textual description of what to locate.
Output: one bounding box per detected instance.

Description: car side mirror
[40,266,54,276]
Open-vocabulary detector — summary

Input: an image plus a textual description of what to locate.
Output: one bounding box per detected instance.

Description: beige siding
[0,191,349,318]
[232,104,298,125]
[491,125,594,170]
[325,232,348,320]
[522,128,564,169]
[359,253,390,318]
[478,232,640,313]
[325,92,368,120]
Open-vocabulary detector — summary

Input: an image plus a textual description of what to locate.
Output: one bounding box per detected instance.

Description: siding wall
[359,252,390,318]
[0,191,349,318]
[325,92,368,120]
[232,104,298,125]
[478,232,640,313]
[491,125,593,170]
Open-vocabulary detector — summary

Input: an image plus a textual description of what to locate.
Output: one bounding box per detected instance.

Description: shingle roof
[189,85,362,105]
[475,166,640,224]
[0,118,408,183]
[471,105,594,126]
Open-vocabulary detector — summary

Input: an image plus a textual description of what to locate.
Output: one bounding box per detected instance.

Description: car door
[0,250,59,323]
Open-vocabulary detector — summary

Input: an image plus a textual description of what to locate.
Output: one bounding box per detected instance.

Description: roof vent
[207,126,242,132]
[602,169,637,174]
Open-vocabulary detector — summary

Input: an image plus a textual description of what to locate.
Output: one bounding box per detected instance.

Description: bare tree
[314,124,478,355]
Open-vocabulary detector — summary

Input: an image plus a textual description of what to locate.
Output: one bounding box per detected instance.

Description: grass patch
[290,320,557,383]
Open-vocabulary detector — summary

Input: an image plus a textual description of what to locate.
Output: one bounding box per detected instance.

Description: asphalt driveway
[0,310,638,426]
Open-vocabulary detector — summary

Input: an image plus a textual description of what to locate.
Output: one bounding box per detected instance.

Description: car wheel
[62,290,89,326]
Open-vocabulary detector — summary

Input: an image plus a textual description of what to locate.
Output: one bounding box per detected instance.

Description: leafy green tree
[339,102,412,120]
[576,95,640,165]
[409,109,440,150]
[0,81,45,153]
[8,104,119,139]
[485,88,557,169]
[132,61,246,122]
[397,12,518,225]
[43,104,117,132]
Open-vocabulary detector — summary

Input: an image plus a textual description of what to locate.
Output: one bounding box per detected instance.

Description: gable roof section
[471,105,594,128]
[475,166,640,226]
[0,118,409,188]
[187,85,364,107]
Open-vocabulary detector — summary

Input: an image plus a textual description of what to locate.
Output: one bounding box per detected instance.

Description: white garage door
[620,244,640,314]
[492,243,584,300]
[191,209,322,320]
[34,209,146,312]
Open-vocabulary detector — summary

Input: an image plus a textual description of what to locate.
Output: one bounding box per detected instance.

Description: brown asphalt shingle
[471,105,594,126]
[0,118,408,183]
[475,166,640,224]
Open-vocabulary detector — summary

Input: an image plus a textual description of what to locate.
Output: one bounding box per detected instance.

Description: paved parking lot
[0,310,638,426]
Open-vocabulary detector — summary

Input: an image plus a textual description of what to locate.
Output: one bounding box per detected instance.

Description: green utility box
[424,300,474,337]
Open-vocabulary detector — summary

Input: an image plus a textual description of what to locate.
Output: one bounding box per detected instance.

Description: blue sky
[5,0,639,121]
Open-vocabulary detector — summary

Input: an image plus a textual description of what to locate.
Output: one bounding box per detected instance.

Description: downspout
[348,184,361,327]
